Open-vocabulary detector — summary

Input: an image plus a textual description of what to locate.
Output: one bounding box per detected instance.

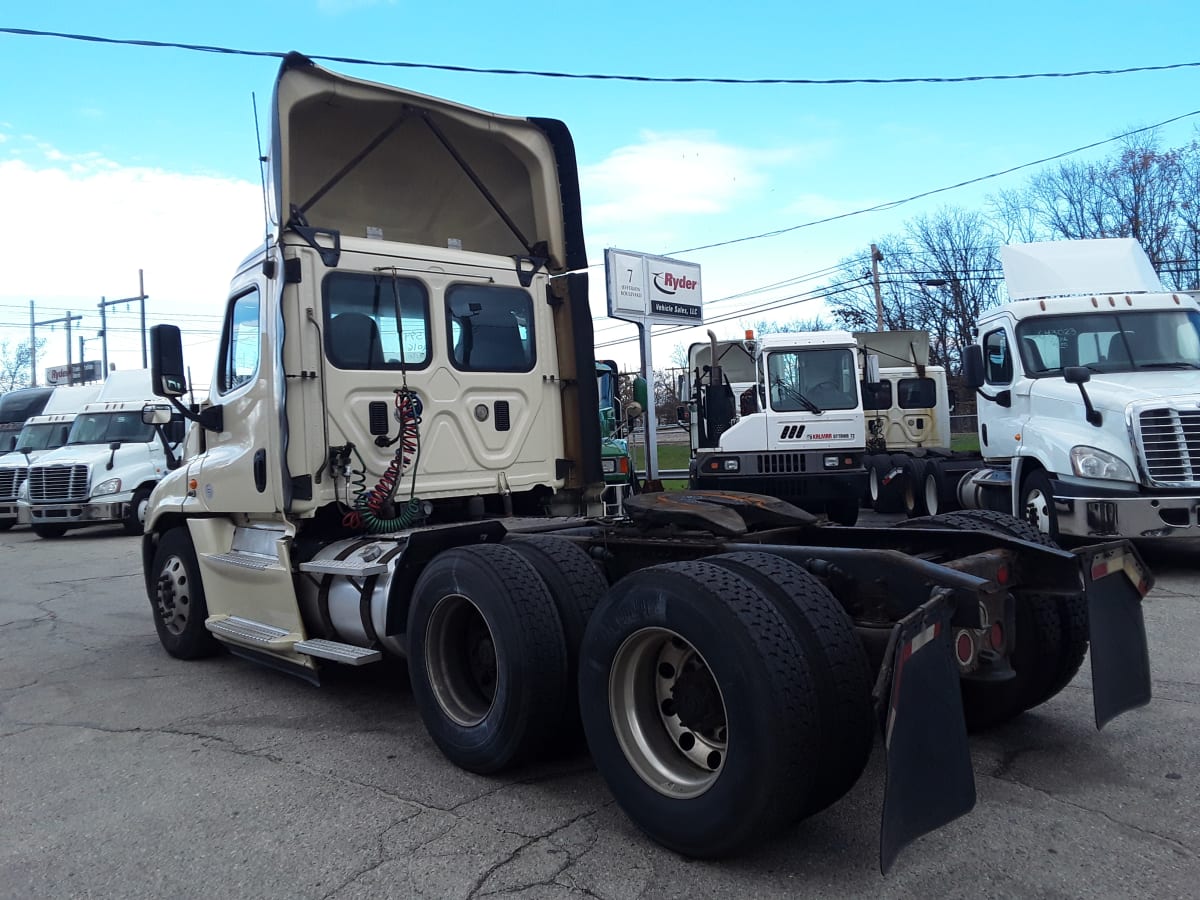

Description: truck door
[977,326,1024,459]
[193,283,282,514]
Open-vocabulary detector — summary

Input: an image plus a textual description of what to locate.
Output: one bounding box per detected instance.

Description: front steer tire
[149,527,220,660]
[407,544,569,775]
[33,525,68,539]
[123,485,152,536]
[579,560,821,858]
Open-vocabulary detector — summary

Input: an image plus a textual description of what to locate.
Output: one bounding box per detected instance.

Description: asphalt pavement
[1,523,1197,899]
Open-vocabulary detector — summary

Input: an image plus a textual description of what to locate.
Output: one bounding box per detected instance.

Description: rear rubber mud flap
[1081,542,1153,729]
[878,595,976,874]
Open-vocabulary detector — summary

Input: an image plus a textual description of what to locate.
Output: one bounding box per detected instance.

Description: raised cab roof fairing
[1000,238,1164,301]
[269,53,586,273]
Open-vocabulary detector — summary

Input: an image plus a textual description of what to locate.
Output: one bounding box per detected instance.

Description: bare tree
[747,316,832,334]
[0,339,45,392]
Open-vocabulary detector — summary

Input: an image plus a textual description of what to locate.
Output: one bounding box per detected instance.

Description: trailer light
[954,630,975,666]
[843,457,853,466]
[723,459,740,472]
[995,564,1010,585]
[619,457,629,474]
[989,622,1004,651]
[824,455,839,468]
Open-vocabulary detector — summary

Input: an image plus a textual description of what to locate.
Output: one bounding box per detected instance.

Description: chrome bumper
[29,496,127,526]
[1053,491,1200,540]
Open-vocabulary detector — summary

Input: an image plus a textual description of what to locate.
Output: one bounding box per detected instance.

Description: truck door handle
[253,449,267,493]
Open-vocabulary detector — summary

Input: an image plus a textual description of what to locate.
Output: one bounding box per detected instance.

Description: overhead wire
[1,27,1198,86]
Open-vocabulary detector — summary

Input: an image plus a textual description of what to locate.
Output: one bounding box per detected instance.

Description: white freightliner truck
[138,54,1156,872]
[27,370,184,538]
[685,330,871,525]
[0,383,104,529]
[864,240,1200,540]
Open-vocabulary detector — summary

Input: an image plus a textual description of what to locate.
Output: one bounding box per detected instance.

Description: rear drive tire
[900,510,1088,729]
[408,544,569,774]
[870,456,903,513]
[902,458,929,518]
[505,534,608,744]
[579,560,821,858]
[923,461,948,516]
[705,552,874,817]
[149,527,220,660]
[825,497,859,526]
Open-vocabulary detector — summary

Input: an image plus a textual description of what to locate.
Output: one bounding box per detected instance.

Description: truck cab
[963,238,1200,539]
[686,330,868,524]
[0,383,103,529]
[0,386,55,454]
[27,371,183,537]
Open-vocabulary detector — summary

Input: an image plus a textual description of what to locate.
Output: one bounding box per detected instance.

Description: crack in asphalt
[466,802,615,899]
[986,769,1195,859]
[318,810,423,900]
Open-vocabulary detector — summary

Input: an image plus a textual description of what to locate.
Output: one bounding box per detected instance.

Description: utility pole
[98,269,150,372]
[29,301,36,387]
[870,243,885,330]
[32,308,82,386]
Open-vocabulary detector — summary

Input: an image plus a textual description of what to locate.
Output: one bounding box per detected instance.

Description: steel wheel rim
[924,472,940,515]
[869,466,882,502]
[608,627,727,798]
[425,593,497,727]
[1025,487,1052,533]
[155,554,191,636]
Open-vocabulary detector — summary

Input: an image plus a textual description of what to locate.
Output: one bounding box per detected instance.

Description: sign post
[604,249,703,482]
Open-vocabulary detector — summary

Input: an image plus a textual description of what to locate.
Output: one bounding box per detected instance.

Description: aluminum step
[298,558,389,578]
[206,551,278,571]
[294,639,382,666]
[206,615,293,647]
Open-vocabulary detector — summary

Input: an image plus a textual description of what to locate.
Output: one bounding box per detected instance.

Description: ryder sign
[605,249,703,326]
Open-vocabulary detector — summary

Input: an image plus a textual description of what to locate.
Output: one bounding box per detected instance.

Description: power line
[2,27,1198,87]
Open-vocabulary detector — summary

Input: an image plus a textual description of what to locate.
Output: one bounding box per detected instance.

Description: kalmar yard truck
[140,54,1154,873]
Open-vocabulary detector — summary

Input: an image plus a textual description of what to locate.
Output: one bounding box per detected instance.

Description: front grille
[755,453,805,474]
[1136,407,1200,486]
[0,466,28,501]
[29,464,90,503]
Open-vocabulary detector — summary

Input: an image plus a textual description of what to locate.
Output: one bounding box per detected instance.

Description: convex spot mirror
[142,404,173,426]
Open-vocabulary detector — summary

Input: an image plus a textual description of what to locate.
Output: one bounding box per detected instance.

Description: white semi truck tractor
[138,54,1157,873]
[955,239,1200,541]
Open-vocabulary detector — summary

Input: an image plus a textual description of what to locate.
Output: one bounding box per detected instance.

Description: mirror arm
[154,425,182,470]
[1074,385,1103,427]
[167,396,224,433]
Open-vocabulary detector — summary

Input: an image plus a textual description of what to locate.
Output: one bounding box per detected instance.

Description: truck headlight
[601,459,617,474]
[93,477,122,496]
[1070,446,1134,482]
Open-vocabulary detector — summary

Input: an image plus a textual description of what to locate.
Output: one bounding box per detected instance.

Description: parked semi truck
[863,239,1200,540]
[685,329,870,524]
[139,54,1153,873]
[596,358,639,513]
[27,370,184,538]
[0,385,54,453]
[0,383,103,529]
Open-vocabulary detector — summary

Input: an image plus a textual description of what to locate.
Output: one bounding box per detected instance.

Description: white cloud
[581,132,786,230]
[0,146,263,384]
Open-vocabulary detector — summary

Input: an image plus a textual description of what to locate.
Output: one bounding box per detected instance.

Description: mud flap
[878,593,976,874]
[1080,542,1153,729]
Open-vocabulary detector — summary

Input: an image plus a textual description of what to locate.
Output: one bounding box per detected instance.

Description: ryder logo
[652,271,698,295]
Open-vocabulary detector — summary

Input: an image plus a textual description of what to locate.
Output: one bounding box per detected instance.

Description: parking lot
[1,521,1198,899]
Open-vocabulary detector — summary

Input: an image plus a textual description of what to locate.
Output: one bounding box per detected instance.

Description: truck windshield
[15,422,71,453]
[1017,309,1200,376]
[767,348,858,412]
[67,412,156,445]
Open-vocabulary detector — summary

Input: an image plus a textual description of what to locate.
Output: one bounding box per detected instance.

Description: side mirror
[142,404,173,426]
[108,441,121,451]
[150,324,188,398]
[1063,366,1091,385]
[963,346,985,389]
[864,354,881,386]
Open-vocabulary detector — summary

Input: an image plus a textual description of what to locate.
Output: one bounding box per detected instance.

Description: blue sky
[2,1,1198,382]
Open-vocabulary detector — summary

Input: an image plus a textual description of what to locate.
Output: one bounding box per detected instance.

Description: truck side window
[446,285,535,372]
[897,377,936,409]
[218,289,261,394]
[324,273,430,370]
[983,329,1012,385]
[861,378,892,410]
